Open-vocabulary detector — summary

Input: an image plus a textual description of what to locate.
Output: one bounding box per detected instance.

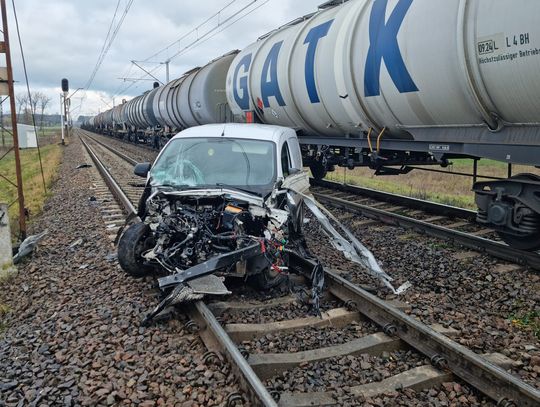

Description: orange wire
[366,128,373,152]
[376,127,386,153]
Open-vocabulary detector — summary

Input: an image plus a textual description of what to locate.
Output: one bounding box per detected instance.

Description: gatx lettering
[364,0,418,97]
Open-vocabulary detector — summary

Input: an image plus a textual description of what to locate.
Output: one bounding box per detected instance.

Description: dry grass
[0,144,64,237]
[327,159,540,209]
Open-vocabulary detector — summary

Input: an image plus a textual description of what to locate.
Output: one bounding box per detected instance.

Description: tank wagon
[88,51,238,146]
[84,0,540,250]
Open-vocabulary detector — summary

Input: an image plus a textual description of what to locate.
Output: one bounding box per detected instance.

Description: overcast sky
[6,0,325,119]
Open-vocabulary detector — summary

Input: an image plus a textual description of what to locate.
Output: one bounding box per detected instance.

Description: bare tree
[30,91,40,115]
[37,93,51,134]
[15,94,28,123]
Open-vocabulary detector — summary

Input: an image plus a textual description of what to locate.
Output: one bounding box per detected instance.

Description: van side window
[281,142,291,178]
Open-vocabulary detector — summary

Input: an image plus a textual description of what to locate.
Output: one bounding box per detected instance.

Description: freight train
[83,0,540,250]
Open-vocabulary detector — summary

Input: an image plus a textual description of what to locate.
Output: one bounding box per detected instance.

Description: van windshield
[150,137,276,193]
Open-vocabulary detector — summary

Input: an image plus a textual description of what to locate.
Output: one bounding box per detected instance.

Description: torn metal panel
[187,274,231,296]
[280,171,311,194]
[302,195,411,295]
[279,171,410,295]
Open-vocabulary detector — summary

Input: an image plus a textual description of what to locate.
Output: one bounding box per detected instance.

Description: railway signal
[61,78,68,144]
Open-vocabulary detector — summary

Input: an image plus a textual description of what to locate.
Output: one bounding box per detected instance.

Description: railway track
[310,179,540,271]
[75,129,540,406]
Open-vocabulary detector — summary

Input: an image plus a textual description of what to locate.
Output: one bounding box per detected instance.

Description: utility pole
[0,0,26,238]
[1,102,4,147]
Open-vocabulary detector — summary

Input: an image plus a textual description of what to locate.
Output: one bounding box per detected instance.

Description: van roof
[171,123,295,144]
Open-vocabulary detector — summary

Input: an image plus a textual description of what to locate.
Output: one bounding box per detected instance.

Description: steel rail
[325,270,540,406]
[311,178,476,220]
[79,133,137,216]
[80,130,139,166]
[190,302,278,407]
[312,191,540,270]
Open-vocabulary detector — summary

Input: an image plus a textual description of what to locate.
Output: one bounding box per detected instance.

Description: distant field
[38,127,62,138]
[326,159,540,209]
[0,144,63,238]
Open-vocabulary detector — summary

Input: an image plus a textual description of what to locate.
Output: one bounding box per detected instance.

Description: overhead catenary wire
[11,0,46,193]
[168,1,270,62]
[141,0,240,64]
[80,0,134,114]
[96,0,122,67]
[113,0,270,98]
[84,0,135,91]
[114,0,263,96]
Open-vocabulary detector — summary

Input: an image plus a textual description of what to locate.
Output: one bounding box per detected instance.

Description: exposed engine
[141,192,290,278]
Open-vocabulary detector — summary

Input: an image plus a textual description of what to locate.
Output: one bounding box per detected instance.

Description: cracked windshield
[150,137,276,189]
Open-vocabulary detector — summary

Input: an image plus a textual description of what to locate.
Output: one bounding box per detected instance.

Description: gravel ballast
[303,205,540,389]
[0,138,245,406]
[26,132,537,405]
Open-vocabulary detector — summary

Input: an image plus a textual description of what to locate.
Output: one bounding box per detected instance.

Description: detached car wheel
[118,222,155,277]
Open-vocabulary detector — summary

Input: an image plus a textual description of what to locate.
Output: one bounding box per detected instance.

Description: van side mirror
[134,162,152,178]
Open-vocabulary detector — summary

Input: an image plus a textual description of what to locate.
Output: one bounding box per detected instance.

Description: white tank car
[150,51,238,129]
[224,0,540,249]
[226,0,540,143]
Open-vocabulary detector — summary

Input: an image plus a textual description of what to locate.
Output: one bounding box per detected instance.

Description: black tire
[310,161,327,180]
[249,267,286,290]
[498,231,540,251]
[118,222,155,277]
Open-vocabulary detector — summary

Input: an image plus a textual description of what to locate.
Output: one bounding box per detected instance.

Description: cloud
[8,0,324,117]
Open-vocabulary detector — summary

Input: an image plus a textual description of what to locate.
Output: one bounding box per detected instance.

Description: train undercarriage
[303,143,540,252]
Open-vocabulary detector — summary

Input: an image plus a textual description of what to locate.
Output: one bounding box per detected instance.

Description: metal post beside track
[0,0,26,239]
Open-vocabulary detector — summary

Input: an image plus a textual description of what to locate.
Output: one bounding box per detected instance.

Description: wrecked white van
[117,124,408,323]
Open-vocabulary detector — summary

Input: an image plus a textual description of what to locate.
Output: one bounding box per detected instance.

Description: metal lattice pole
[0,0,26,239]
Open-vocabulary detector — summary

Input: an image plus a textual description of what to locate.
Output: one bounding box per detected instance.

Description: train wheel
[498,232,540,251]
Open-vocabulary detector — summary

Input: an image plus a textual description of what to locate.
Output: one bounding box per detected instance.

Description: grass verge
[0,143,63,238]
[327,159,540,210]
